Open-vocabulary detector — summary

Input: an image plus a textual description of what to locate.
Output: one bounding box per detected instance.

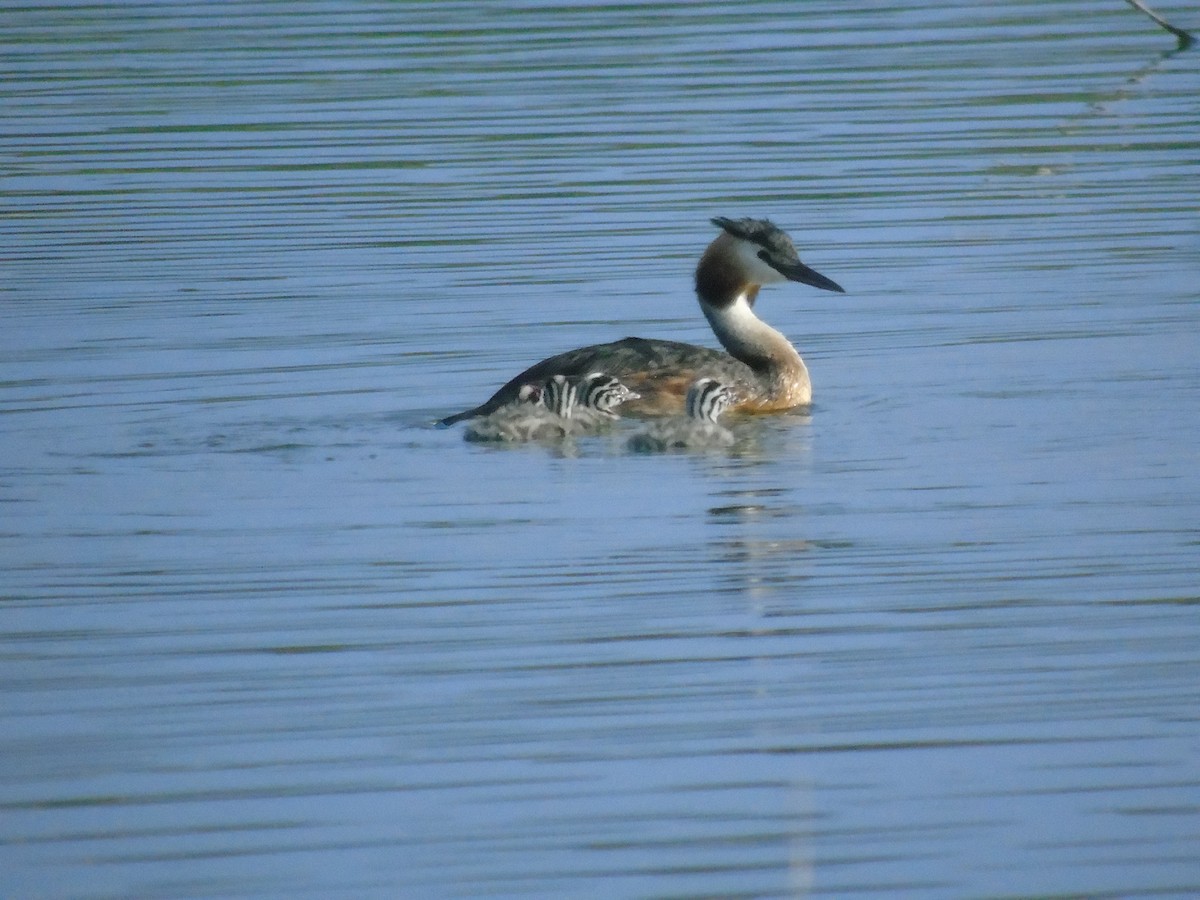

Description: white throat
[730,237,788,285]
[701,290,798,370]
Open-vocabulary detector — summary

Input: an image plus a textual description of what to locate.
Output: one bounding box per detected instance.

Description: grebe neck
[694,232,803,374]
[699,288,802,374]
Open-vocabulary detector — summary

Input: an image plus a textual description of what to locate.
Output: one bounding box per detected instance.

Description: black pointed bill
[760,252,845,293]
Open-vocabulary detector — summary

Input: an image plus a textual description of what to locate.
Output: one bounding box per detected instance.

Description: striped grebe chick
[463,376,577,443]
[627,378,736,452]
[571,372,640,428]
[441,216,844,425]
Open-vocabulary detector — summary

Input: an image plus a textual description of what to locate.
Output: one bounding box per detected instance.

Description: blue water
[3,2,1199,897]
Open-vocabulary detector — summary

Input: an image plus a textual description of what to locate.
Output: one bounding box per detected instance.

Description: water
[3,2,1199,897]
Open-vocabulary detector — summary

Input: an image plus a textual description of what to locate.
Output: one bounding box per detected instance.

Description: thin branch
[1122,0,1195,47]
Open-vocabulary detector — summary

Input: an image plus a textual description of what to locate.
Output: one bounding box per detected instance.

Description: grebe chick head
[685,377,736,423]
[516,383,543,405]
[579,372,640,417]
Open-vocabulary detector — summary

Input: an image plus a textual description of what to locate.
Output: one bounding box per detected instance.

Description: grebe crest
[627,377,737,453]
[441,217,844,424]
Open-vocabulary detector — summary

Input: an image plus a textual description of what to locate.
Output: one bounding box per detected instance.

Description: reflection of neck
[701,290,801,374]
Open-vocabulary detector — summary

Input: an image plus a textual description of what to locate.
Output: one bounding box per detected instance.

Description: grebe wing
[440,338,751,424]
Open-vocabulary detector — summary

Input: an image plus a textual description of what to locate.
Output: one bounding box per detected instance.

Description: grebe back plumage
[441,217,843,425]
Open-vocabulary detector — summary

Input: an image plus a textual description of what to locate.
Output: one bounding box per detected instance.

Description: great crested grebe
[441,217,844,425]
[628,377,736,452]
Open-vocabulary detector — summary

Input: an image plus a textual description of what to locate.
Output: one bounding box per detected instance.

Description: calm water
[3,2,1199,897]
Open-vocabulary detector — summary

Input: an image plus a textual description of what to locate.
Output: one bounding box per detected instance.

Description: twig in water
[1122,0,1195,47]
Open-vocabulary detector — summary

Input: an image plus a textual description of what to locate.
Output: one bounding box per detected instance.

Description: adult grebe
[441,217,844,425]
[628,378,736,452]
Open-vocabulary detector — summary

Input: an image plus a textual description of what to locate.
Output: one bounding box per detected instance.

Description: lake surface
[3,1,1199,897]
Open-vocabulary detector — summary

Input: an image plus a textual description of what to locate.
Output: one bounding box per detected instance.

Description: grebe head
[702,217,844,301]
[579,372,640,416]
[516,383,543,404]
[685,378,736,422]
